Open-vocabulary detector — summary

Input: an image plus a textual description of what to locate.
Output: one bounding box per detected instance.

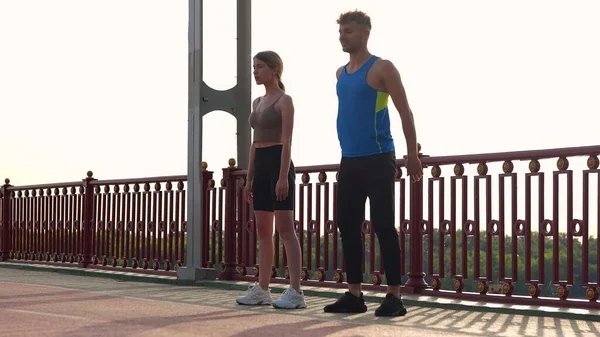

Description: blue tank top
[336,55,395,158]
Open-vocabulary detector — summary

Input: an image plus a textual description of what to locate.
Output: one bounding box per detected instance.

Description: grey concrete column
[178,0,252,282]
[235,0,252,169]
[178,0,216,282]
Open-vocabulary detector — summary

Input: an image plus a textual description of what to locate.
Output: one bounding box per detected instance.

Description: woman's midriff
[254,141,282,148]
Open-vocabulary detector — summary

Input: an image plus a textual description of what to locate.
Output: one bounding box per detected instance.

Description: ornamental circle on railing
[301,173,310,184]
[557,157,569,171]
[541,219,554,236]
[588,155,600,169]
[440,220,452,235]
[293,220,300,233]
[308,220,318,233]
[463,220,476,236]
[529,159,541,173]
[477,163,488,175]
[245,220,255,233]
[477,281,488,294]
[400,220,410,234]
[528,284,541,298]
[361,221,370,234]
[431,165,441,178]
[454,163,465,176]
[325,220,335,234]
[502,161,514,173]
[569,219,584,237]
[586,287,599,301]
[419,220,429,235]
[514,220,527,236]
[487,220,500,236]
[393,167,401,180]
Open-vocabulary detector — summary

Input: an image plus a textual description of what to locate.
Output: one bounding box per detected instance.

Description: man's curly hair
[336,10,372,30]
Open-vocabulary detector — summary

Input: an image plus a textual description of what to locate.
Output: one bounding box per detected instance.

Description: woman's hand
[275,178,289,201]
[245,180,253,203]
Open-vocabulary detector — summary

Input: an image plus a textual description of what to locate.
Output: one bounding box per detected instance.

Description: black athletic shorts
[252,145,295,212]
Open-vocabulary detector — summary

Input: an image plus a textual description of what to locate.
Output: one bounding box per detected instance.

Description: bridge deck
[0,265,598,337]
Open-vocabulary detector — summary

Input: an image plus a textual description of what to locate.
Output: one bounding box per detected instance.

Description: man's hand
[406,154,423,182]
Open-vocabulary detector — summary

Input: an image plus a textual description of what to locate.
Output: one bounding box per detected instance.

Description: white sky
[1,1,599,237]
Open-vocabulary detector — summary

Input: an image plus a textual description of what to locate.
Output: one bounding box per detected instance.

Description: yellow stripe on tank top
[373,91,389,153]
[375,91,389,112]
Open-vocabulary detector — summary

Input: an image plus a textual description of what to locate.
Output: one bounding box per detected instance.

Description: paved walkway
[0,267,598,336]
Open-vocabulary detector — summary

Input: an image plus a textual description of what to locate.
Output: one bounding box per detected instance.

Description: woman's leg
[270,158,306,309]
[254,211,274,290]
[274,210,301,292]
[235,146,276,305]
[235,207,275,305]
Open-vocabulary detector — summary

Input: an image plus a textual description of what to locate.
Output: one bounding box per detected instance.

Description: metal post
[235,0,252,169]
[178,0,216,281]
[178,0,252,282]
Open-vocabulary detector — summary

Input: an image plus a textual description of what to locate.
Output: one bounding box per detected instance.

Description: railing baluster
[220,160,240,280]
[80,172,95,267]
[0,180,12,261]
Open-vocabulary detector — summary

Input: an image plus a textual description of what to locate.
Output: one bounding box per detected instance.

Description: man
[323,10,423,317]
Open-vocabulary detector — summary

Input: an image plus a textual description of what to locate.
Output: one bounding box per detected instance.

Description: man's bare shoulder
[336,66,344,79]
[372,58,398,74]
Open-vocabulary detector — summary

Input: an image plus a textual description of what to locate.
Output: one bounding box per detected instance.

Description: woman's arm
[247,143,256,182]
[246,98,260,183]
[278,95,295,180]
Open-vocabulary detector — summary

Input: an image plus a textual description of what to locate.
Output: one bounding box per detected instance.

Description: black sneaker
[323,292,368,313]
[374,294,407,317]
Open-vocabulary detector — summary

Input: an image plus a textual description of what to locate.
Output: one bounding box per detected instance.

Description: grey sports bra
[249,96,283,143]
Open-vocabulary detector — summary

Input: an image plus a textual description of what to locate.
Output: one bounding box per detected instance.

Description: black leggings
[336,151,402,285]
[252,145,295,212]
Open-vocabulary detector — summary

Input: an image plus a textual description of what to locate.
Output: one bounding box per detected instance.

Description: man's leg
[367,152,407,317]
[323,156,368,313]
[338,159,367,290]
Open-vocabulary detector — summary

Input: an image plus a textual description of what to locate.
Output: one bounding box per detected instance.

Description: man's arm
[379,60,419,158]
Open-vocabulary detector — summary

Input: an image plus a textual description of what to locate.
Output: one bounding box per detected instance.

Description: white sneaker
[272,287,307,309]
[236,284,273,305]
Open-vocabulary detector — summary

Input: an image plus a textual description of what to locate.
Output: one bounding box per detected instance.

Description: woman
[235,51,306,309]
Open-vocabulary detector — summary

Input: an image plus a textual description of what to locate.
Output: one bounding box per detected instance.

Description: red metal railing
[1,145,599,309]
